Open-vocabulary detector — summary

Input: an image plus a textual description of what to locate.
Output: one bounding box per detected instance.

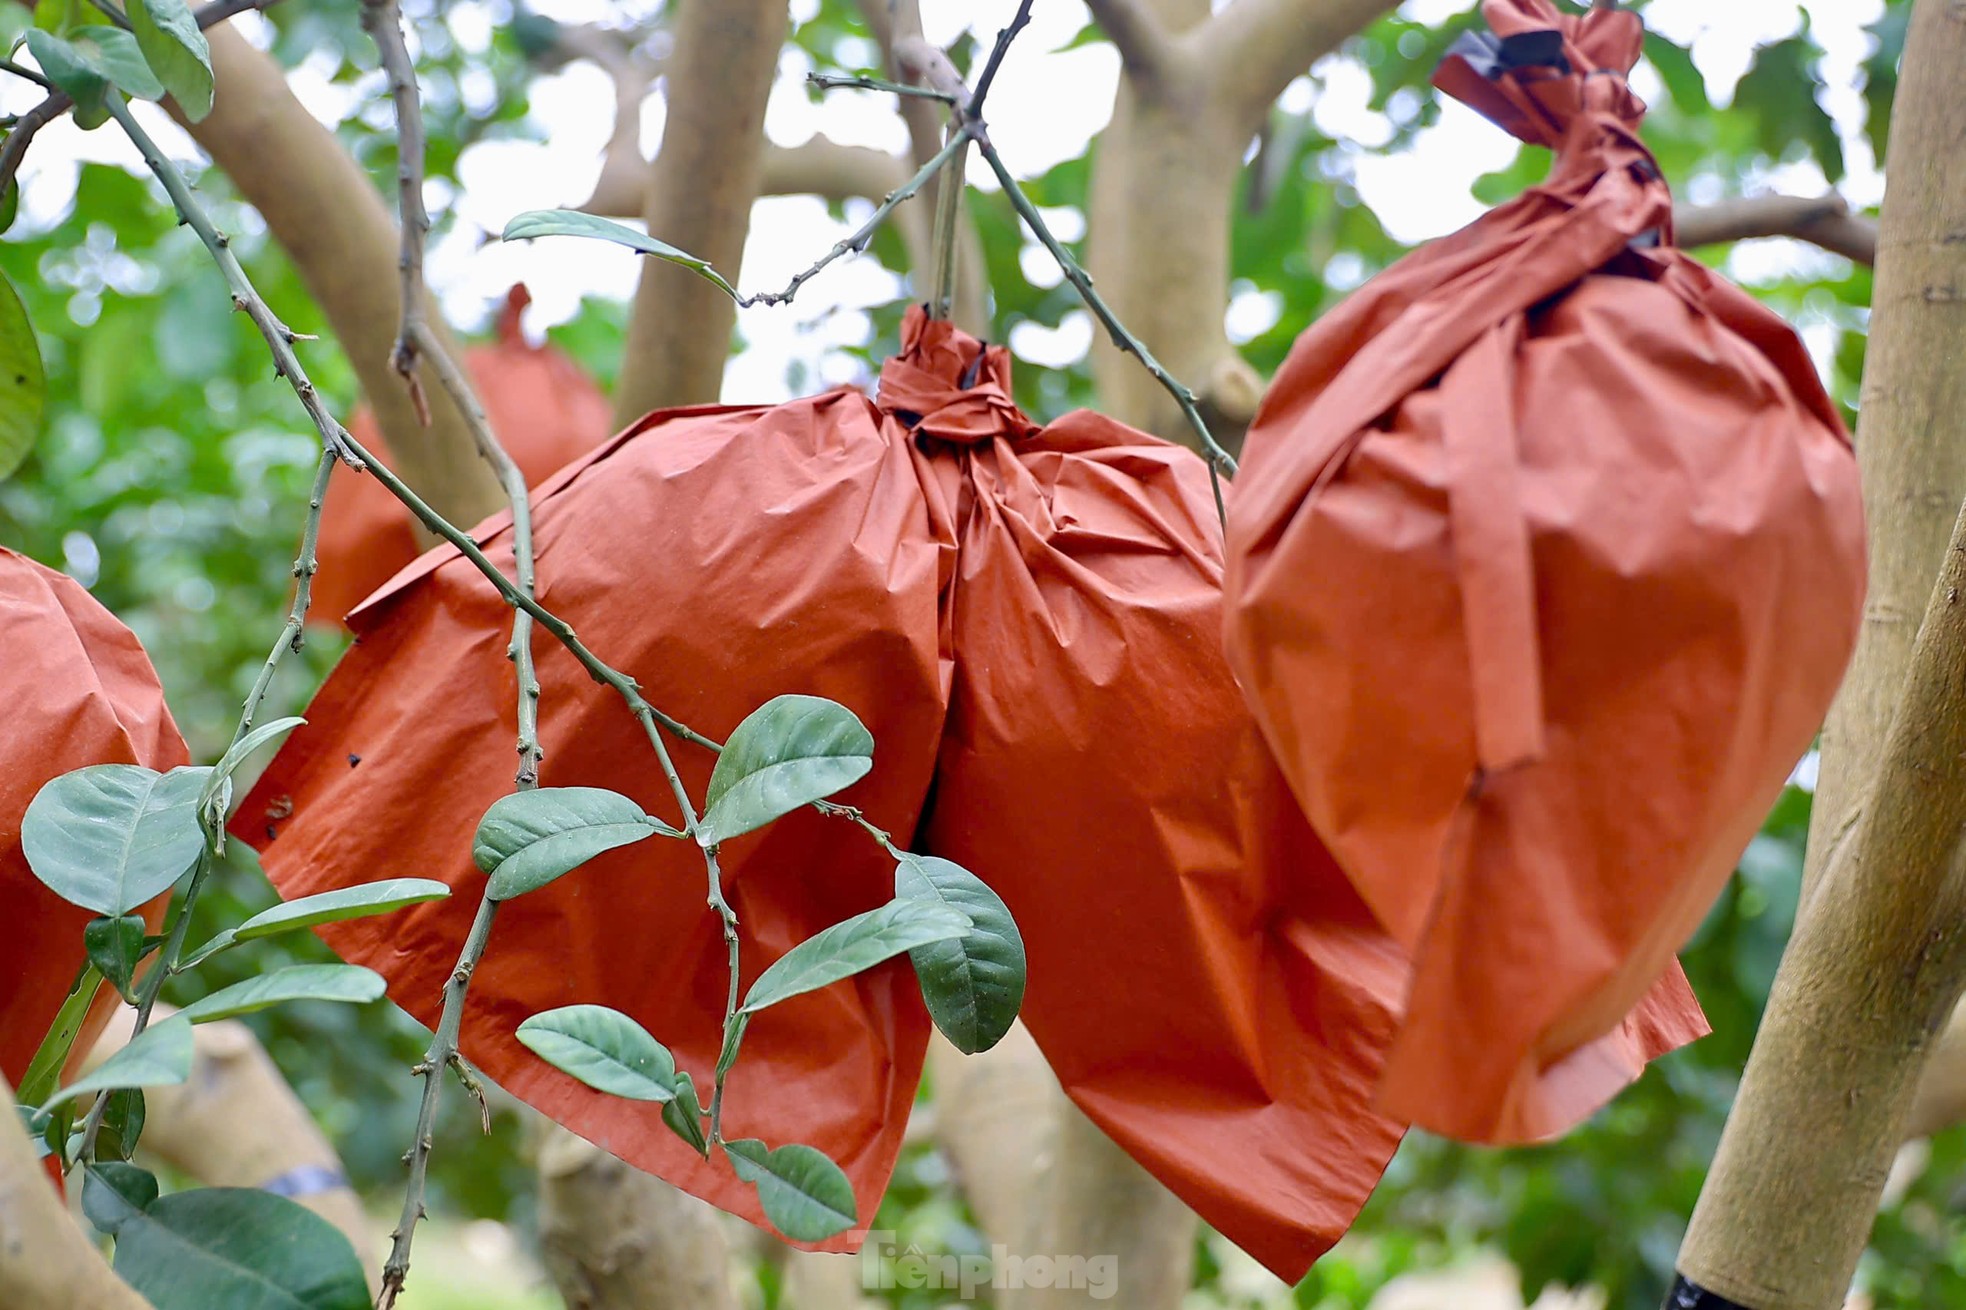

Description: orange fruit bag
[1224,0,1863,1143]
[309,284,613,625]
[237,308,1701,1277]
[1,547,188,1093]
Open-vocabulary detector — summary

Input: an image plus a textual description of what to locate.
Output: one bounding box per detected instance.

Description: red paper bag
[1,547,189,1089]
[239,307,1699,1279]
[310,285,613,625]
[1224,0,1862,1143]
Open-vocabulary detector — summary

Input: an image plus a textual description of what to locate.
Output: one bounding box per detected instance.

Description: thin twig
[360,0,432,423]
[0,95,70,195]
[0,59,54,91]
[973,142,1235,521]
[964,0,1033,118]
[807,71,955,103]
[738,129,967,308]
[191,0,283,24]
[925,122,966,320]
[84,0,132,29]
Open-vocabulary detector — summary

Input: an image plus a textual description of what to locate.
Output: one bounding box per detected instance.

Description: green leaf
[182,877,451,969]
[75,26,166,99]
[22,764,210,916]
[894,854,1026,1054]
[15,964,103,1105]
[502,210,740,300]
[101,1182,370,1310]
[201,716,304,810]
[698,696,875,846]
[26,29,107,113]
[473,786,670,901]
[84,1161,161,1234]
[0,268,42,481]
[17,1105,53,1161]
[128,0,212,121]
[175,964,384,1024]
[45,1016,192,1109]
[85,913,149,1003]
[516,1006,678,1103]
[663,1072,709,1158]
[722,1138,857,1242]
[97,1087,147,1161]
[740,899,971,1016]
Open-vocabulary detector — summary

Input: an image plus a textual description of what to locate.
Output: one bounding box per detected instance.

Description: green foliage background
[1,1,1947,1306]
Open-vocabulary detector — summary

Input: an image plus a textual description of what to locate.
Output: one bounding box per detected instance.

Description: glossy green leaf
[200,716,304,810]
[175,964,384,1024]
[473,786,669,901]
[94,1177,369,1310]
[0,269,43,481]
[45,1016,192,1109]
[84,1161,160,1233]
[96,1087,146,1161]
[723,1138,857,1242]
[15,964,103,1106]
[740,899,971,1016]
[182,878,451,969]
[894,853,1026,1054]
[663,1071,709,1158]
[128,0,213,121]
[25,29,107,112]
[502,210,739,299]
[18,1105,53,1161]
[516,1005,678,1102]
[22,763,209,916]
[85,913,148,1003]
[0,5,30,53]
[699,695,875,846]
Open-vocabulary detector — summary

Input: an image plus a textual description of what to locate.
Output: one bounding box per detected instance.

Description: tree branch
[175,24,504,534]
[1197,0,1402,128]
[613,0,789,419]
[1084,0,1173,83]
[1674,193,1878,266]
[358,0,433,418]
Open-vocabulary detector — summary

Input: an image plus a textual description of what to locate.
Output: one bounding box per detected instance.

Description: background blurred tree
[0,2,1945,1308]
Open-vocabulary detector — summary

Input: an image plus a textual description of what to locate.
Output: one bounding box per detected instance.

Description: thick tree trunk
[611,0,789,421]
[535,1128,739,1310]
[1,1076,149,1310]
[1673,7,1966,1304]
[181,25,505,535]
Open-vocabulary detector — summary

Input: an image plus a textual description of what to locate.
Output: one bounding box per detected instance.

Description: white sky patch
[9,0,1888,400]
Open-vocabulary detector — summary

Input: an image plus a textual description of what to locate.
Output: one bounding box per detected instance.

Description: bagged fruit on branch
[1,546,189,1097]
[310,284,614,626]
[237,306,1701,1278]
[1224,0,1863,1144]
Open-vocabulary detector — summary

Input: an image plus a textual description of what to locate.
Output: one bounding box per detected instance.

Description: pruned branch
[1674,193,1878,266]
[1197,0,1402,127]
[1084,0,1173,83]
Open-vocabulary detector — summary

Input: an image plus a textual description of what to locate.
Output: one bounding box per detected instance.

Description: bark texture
[536,1127,740,1310]
[181,25,505,534]
[1675,11,1966,1304]
[612,0,790,420]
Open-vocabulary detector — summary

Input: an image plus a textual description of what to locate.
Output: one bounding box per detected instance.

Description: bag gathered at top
[236,305,1704,1277]
[309,283,614,626]
[1224,0,1865,1144]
